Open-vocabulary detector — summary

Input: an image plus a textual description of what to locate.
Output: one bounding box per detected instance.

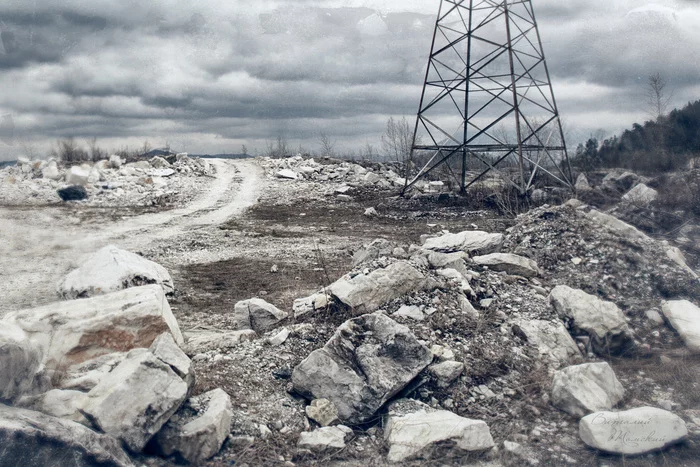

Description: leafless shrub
[265,135,289,159]
[56,137,89,163]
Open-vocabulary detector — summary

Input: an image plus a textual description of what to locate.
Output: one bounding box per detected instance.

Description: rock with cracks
[0,403,134,467]
[580,407,688,455]
[512,319,582,368]
[155,388,233,463]
[0,323,41,402]
[661,300,700,354]
[549,285,633,354]
[472,253,541,278]
[552,362,625,417]
[422,230,504,254]
[58,244,174,299]
[329,261,432,315]
[383,399,494,463]
[233,298,288,333]
[150,332,195,393]
[291,312,432,425]
[81,348,189,452]
[298,425,353,452]
[4,285,183,373]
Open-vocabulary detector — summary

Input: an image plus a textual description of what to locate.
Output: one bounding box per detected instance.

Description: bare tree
[318,132,335,158]
[646,73,672,120]
[362,142,377,161]
[87,137,106,162]
[265,134,288,158]
[382,116,414,163]
[241,144,248,155]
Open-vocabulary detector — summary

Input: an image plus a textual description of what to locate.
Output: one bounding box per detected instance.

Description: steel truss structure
[405,0,573,195]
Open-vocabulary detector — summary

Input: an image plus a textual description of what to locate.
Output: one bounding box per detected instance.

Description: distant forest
[572,100,700,173]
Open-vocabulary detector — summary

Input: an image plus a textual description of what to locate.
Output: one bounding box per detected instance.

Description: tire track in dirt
[0,159,263,315]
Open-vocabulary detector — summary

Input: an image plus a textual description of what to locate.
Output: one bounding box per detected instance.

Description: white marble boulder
[580,407,688,455]
[552,362,625,417]
[58,245,174,299]
[383,399,494,463]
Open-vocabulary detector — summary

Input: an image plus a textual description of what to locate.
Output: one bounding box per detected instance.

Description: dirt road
[0,159,264,316]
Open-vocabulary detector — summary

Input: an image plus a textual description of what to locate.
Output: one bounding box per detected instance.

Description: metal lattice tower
[405,0,573,195]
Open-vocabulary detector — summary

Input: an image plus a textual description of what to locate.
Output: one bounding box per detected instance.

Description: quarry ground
[2,157,699,466]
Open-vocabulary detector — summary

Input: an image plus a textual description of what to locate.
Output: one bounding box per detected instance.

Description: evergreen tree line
[572,100,700,173]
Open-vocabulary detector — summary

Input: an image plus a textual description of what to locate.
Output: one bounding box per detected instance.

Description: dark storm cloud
[0,0,699,158]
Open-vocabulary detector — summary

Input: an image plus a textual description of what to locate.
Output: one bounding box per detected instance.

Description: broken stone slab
[16,389,90,425]
[268,328,290,346]
[352,238,396,266]
[665,247,699,281]
[4,285,183,372]
[472,253,541,278]
[0,323,41,403]
[58,244,174,299]
[292,312,432,425]
[183,329,256,353]
[580,407,688,455]
[428,361,464,388]
[512,319,582,368]
[426,251,468,269]
[82,348,189,452]
[575,173,591,191]
[622,183,658,205]
[233,298,288,333]
[0,403,134,467]
[422,230,504,254]
[150,332,195,392]
[59,352,128,392]
[436,268,475,295]
[298,425,353,452]
[549,285,633,355]
[393,304,425,321]
[586,210,651,242]
[552,362,625,418]
[329,261,433,315]
[383,399,494,463]
[305,399,340,427]
[276,169,298,180]
[42,160,62,180]
[661,300,700,354]
[154,388,233,464]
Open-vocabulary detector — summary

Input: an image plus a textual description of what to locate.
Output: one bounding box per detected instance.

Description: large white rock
[580,407,688,455]
[586,210,651,242]
[552,362,625,417]
[0,323,41,402]
[155,388,233,463]
[428,361,464,388]
[0,404,134,467]
[276,169,298,180]
[109,154,123,168]
[292,312,432,425]
[82,348,189,452]
[183,329,257,353]
[233,298,288,333]
[622,183,658,205]
[512,319,581,368]
[41,160,62,180]
[58,245,174,299]
[423,230,504,254]
[549,285,632,354]
[575,173,591,191]
[4,285,183,372]
[661,300,700,354]
[65,165,91,186]
[329,261,432,315]
[16,389,90,425]
[472,253,541,278]
[384,399,494,463]
[665,247,699,280]
[59,352,128,392]
[150,332,195,392]
[298,426,353,452]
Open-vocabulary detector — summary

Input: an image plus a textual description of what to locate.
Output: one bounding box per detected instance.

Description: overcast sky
[1,0,699,159]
